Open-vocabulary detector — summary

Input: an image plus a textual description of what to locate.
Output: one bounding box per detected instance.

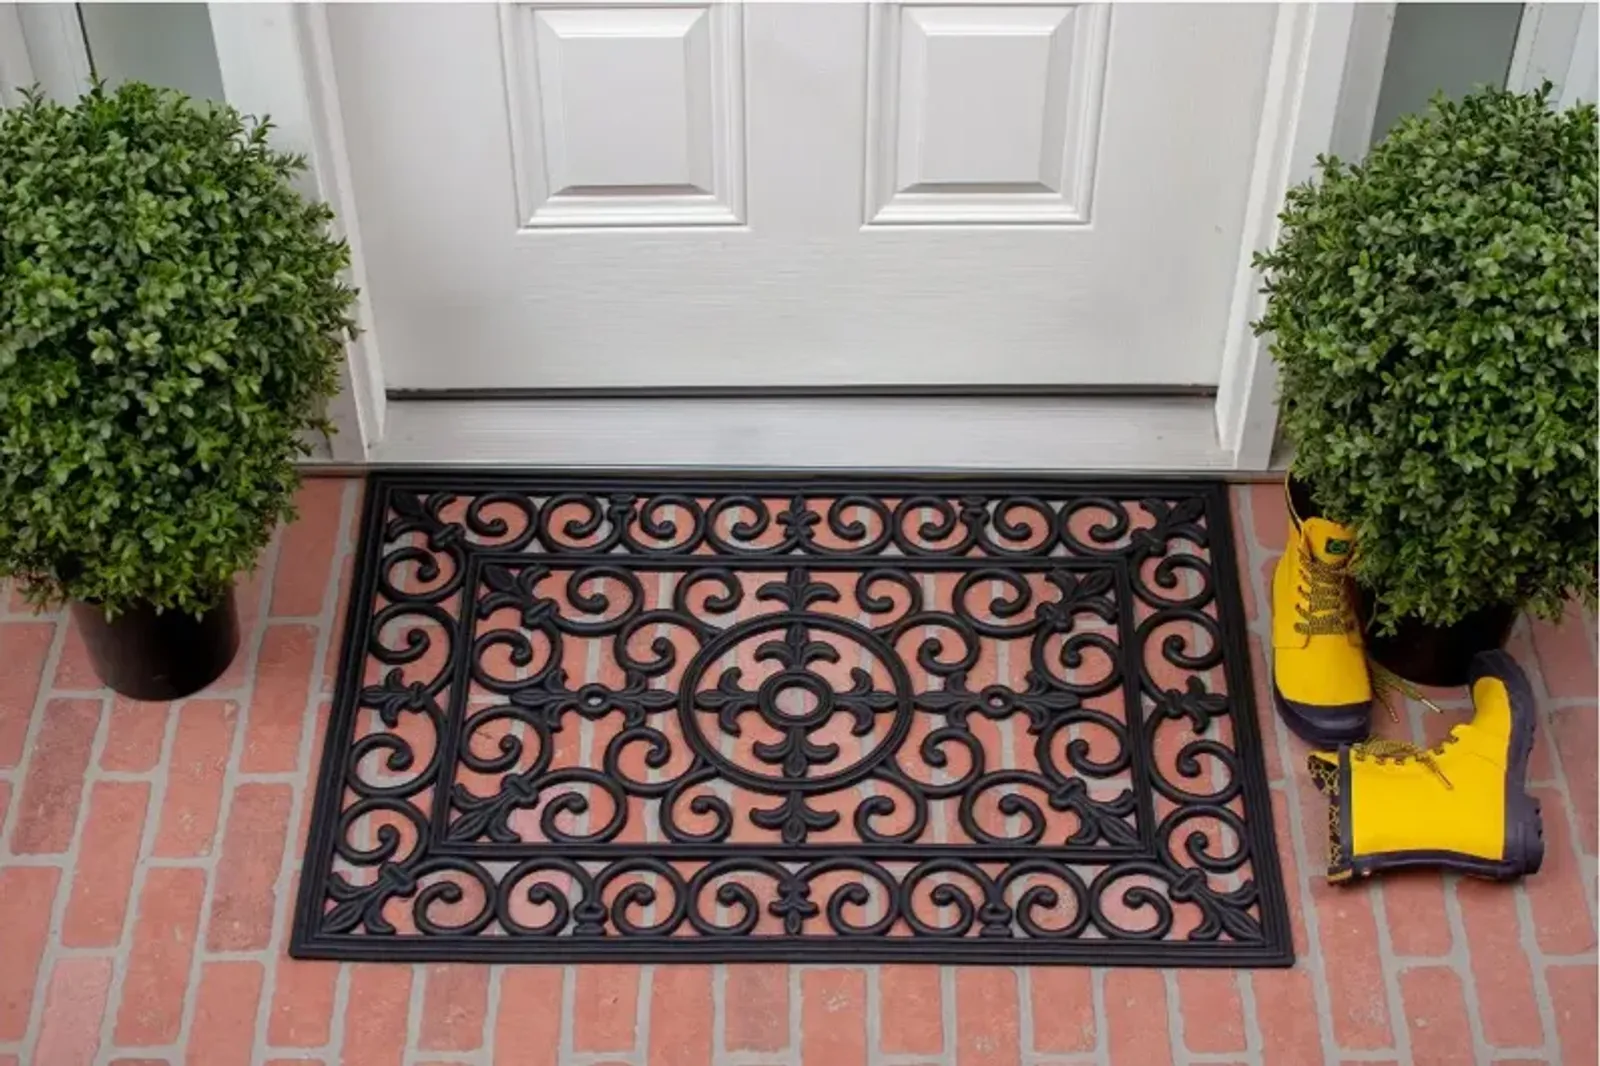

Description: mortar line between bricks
[1504,613,1599,1061]
[1447,877,1505,1063]
[723,1052,800,1066]
[0,608,69,853]
[1017,965,1037,1064]
[1161,969,1182,1062]
[635,962,656,1066]
[711,962,728,1063]
[14,688,111,1066]
[0,610,63,623]
[173,527,285,1062]
[97,1042,194,1061]
[1237,489,1346,1065]
[221,524,286,714]
[939,964,957,1066]
[1508,812,1562,1052]
[40,672,270,706]
[232,771,329,784]
[325,950,354,1064]
[477,963,505,1066]
[131,857,228,870]
[1516,909,1580,1056]
[1393,948,1596,967]
[1536,695,1598,711]
[403,962,427,1065]
[1365,869,1418,1063]
[560,964,577,1066]
[1090,967,1109,1066]
[87,769,168,784]
[1315,1053,1400,1063]
[864,958,883,1066]
[1511,614,1599,925]
[93,692,185,1066]
[1233,966,1264,1066]
[0,855,77,870]
[787,961,802,1063]
[254,481,353,1065]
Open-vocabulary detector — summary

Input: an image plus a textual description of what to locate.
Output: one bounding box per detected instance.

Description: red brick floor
[0,478,1593,1065]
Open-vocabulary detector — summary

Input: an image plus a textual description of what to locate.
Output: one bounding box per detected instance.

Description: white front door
[327,2,1278,393]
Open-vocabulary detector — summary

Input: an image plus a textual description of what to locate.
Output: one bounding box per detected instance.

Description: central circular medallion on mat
[678,612,915,792]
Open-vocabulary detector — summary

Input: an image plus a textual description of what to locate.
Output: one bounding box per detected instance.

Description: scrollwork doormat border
[292,471,1292,967]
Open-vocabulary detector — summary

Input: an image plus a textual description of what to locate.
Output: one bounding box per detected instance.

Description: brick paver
[0,477,1593,1064]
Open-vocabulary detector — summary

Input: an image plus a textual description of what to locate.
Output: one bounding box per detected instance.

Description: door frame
[9,3,1386,469]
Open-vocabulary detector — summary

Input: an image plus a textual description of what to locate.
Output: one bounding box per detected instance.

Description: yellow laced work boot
[1307,650,1544,882]
[1271,478,1372,746]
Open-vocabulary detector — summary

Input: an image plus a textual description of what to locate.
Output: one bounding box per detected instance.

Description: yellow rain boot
[1271,478,1372,746]
[1307,650,1544,882]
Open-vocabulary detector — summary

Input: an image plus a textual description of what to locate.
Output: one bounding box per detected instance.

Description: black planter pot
[71,587,240,700]
[1361,592,1516,688]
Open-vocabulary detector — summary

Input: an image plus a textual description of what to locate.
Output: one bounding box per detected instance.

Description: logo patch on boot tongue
[1324,538,1351,556]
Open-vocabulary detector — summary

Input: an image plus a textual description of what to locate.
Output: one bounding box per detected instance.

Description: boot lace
[1372,661,1446,723]
[1351,736,1459,789]
[1293,549,1354,637]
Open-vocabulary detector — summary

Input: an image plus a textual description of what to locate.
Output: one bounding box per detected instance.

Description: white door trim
[1214,1,1357,470]
[212,1,1359,472]
[1565,5,1599,108]
[208,2,386,463]
[1327,2,1396,164]
[0,4,37,107]
[8,2,90,103]
[1509,2,1598,107]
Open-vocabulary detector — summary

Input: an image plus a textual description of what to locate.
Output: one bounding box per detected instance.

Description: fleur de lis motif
[757,568,839,611]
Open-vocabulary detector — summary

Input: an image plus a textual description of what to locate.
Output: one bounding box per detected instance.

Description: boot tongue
[1302,517,1355,566]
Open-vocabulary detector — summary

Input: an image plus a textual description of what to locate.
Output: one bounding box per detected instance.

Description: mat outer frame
[292,470,1293,967]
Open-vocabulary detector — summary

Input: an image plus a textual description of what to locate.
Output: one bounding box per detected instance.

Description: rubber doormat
[292,472,1292,966]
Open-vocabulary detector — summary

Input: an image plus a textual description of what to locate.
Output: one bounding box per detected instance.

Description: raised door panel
[865,3,1110,225]
[502,4,746,227]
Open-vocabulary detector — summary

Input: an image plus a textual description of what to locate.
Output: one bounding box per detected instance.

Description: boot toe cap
[1273,687,1371,748]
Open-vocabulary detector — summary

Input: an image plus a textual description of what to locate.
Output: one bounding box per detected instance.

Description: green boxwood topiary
[0,82,355,617]
[1254,85,1598,630]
